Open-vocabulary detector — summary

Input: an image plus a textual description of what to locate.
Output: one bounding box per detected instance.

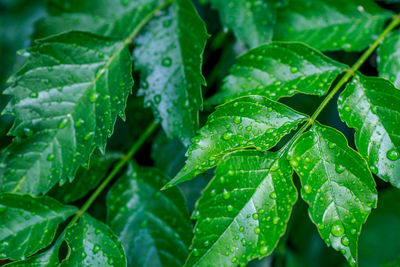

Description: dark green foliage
[1,0,400,266]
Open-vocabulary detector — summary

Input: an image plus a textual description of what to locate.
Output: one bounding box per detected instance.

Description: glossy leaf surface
[186,150,297,266]
[0,32,132,195]
[289,122,377,266]
[378,29,400,88]
[107,165,192,267]
[50,151,121,203]
[207,42,347,105]
[0,193,76,260]
[34,0,163,39]
[133,0,208,144]
[274,0,392,51]
[62,214,126,267]
[165,95,308,188]
[338,74,400,188]
[200,0,280,47]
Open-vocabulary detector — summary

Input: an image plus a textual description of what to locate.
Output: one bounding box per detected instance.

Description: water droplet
[387,148,399,161]
[289,160,298,167]
[233,116,242,124]
[161,57,172,67]
[227,205,233,212]
[223,189,230,199]
[58,118,69,129]
[269,192,277,199]
[331,222,344,237]
[84,131,95,141]
[254,227,261,234]
[154,94,162,104]
[193,248,199,256]
[93,244,101,254]
[90,92,99,103]
[341,236,349,246]
[290,67,298,73]
[29,92,38,98]
[303,184,312,194]
[335,165,345,174]
[75,118,84,127]
[47,153,55,161]
[260,246,268,255]
[222,131,233,140]
[369,165,378,174]
[23,127,34,137]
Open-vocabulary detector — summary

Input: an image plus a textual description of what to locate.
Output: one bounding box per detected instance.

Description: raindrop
[387,148,399,161]
[331,222,344,237]
[161,57,172,67]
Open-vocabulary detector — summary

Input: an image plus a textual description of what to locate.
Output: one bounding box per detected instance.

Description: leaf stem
[69,121,158,226]
[283,13,400,149]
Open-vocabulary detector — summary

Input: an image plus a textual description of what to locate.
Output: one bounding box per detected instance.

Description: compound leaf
[207,42,347,105]
[338,74,400,188]
[107,165,192,267]
[200,0,282,47]
[61,214,127,267]
[274,0,392,51]
[378,29,400,88]
[186,150,297,266]
[0,32,132,195]
[133,0,208,145]
[164,95,308,188]
[0,193,76,260]
[288,122,377,266]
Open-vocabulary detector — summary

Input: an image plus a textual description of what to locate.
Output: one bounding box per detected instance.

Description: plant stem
[69,122,158,225]
[283,13,400,149]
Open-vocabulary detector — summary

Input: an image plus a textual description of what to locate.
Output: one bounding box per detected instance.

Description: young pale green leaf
[0,193,76,260]
[0,32,132,195]
[274,0,392,51]
[50,151,121,203]
[288,122,377,266]
[33,0,163,39]
[133,0,208,145]
[200,0,282,47]
[378,30,400,88]
[61,214,127,267]
[107,165,192,267]
[338,74,400,188]
[206,42,347,105]
[4,234,64,267]
[164,95,308,188]
[186,150,297,266]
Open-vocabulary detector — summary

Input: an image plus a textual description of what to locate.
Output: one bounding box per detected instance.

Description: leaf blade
[106,165,192,267]
[274,0,392,51]
[338,74,400,188]
[165,95,308,188]
[378,29,400,88]
[0,32,132,195]
[206,42,347,106]
[186,150,297,266]
[0,193,76,260]
[288,122,377,266]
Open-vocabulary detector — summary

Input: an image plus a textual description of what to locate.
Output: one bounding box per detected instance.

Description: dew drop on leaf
[331,222,345,237]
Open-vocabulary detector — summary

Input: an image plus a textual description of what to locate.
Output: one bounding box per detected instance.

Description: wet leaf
[289,122,378,266]
[207,42,347,105]
[134,0,208,145]
[186,150,297,266]
[61,214,126,267]
[165,95,308,188]
[0,193,76,260]
[274,0,392,51]
[338,74,400,188]
[107,165,192,267]
[378,29,400,88]
[0,32,132,195]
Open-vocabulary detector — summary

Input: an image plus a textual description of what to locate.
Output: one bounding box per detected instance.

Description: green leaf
[206,42,347,105]
[378,29,400,88]
[133,0,208,144]
[338,74,400,188]
[4,234,64,267]
[359,189,400,267]
[50,151,122,203]
[288,122,377,266]
[61,213,127,267]
[0,193,76,260]
[200,0,281,47]
[165,95,308,188]
[33,0,162,39]
[186,150,297,266]
[274,0,392,51]
[106,165,192,267]
[0,32,132,195]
